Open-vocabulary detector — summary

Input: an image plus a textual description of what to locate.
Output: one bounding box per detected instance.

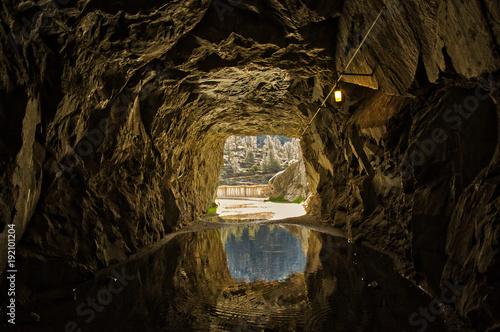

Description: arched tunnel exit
[212,134,310,221]
[0,0,499,331]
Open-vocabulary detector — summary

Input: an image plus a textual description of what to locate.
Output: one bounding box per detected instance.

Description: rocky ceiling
[0,0,499,329]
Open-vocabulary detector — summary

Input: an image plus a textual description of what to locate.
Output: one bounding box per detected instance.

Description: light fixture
[334,90,342,102]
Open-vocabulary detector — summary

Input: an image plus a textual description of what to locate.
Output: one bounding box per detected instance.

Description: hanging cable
[301,5,387,136]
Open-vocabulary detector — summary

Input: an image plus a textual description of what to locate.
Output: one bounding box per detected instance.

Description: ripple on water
[16,224,448,332]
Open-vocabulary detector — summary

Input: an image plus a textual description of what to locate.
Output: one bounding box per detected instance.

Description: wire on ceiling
[301,5,387,136]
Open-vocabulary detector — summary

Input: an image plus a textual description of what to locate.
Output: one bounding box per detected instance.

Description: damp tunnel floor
[12,218,448,332]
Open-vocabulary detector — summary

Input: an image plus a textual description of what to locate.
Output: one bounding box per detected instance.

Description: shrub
[206,206,217,214]
[292,197,305,204]
[246,150,254,163]
[265,197,289,203]
[250,164,260,172]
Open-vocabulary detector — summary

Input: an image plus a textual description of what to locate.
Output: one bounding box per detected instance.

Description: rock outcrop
[268,159,309,202]
[0,0,499,329]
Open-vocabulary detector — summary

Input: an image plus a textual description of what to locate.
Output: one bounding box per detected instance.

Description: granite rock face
[0,0,499,328]
[268,159,309,202]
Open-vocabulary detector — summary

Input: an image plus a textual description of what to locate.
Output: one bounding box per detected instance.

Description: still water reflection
[222,225,308,282]
[17,224,446,332]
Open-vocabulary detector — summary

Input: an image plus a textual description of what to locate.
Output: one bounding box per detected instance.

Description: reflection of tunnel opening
[221,224,309,282]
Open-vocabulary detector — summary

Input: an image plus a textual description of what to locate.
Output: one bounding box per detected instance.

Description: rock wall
[268,159,309,202]
[0,0,499,329]
[310,1,500,328]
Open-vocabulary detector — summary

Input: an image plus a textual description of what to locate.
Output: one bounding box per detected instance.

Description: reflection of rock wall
[169,228,314,331]
[213,274,309,331]
[217,185,270,198]
[15,225,447,331]
[269,159,309,202]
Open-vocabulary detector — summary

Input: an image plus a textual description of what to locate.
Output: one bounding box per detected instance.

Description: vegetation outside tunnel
[265,196,305,204]
[219,135,302,186]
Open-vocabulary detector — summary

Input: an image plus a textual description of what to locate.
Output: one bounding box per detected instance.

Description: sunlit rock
[268,159,309,202]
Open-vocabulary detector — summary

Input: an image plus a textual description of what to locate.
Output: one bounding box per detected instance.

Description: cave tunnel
[0,0,499,331]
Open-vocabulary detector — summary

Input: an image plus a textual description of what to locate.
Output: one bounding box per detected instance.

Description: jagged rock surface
[0,0,499,329]
[268,159,309,201]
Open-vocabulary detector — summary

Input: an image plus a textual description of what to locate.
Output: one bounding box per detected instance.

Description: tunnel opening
[209,134,310,222]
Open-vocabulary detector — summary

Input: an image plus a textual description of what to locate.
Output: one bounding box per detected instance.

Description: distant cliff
[269,159,310,202]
